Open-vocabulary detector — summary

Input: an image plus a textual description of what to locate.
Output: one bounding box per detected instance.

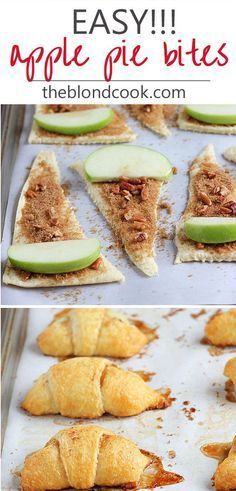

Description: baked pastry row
[22,357,170,418]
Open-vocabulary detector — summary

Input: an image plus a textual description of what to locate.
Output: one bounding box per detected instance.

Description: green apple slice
[184,217,236,244]
[34,108,114,135]
[8,239,101,274]
[185,105,236,125]
[84,145,173,182]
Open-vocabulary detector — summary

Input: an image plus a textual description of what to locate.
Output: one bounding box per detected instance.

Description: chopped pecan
[123,210,134,221]
[90,257,102,270]
[213,186,221,194]
[132,222,146,231]
[198,205,209,215]
[143,105,152,113]
[132,213,146,222]
[219,185,229,197]
[222,201,236,215]
[203,170,216,179]
[20,270,32,281]
[196,242,205,249]
[120,200,127,209]
[141,186,149,201]
[50,217,58,226]
[120,176,146,186]
[48,207,56,218]
[120,181,135,192]
[25,189,37,199]
[52,230,63,238]
[172,166,178,175]
[135,232,148,241]
[34,183,46,192]
[123,210,146,221]
[198,192,212,206]
[111,184,120,195]
[220,206,232,214]
[214,195,225,203]
[121,189,131,200]
[51,104,73,113]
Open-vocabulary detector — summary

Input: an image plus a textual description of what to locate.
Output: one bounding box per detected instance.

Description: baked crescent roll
[205,309,236,346]
[224,357,236,402]
[201,436,236,490]
[20,425,183,491]
[21,357,171,417]
[37,308,156,358]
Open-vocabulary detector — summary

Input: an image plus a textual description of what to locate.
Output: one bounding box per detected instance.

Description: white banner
[1,0,236,103]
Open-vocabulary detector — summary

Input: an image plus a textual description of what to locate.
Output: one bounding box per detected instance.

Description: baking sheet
[1,307,236,491]
[1,106,236,305]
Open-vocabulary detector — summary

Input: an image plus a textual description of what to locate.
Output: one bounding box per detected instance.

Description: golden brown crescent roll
[37,308,155,358]
[201,436,236,490]
[224,357,236,403]
[20,425,183,491]
[205,309,236,346]
[21,357,171,418]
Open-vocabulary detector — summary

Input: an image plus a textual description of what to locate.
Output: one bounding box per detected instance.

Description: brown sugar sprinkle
[168,451,176,459]
[172,167,178,175]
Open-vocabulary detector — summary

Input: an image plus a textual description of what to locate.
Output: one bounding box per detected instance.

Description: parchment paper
[1,307,236,490]
[1,106,236,305]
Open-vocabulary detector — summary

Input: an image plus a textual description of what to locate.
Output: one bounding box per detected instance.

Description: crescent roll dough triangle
[3,151,124,287]
[125,105,170,136]
[175,144,236,263]
[178,107,236,135]
[20,425,183,491]
[37,308,156,358]
[21,357,171,417]
[29,104,136,144]
[72,160,164,276]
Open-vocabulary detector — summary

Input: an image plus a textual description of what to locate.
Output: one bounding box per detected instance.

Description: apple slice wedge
[34,108,114,135]
[185,105,236,125]
[84,145,173,182]
[184,217,236,244]
[8,239,101,274]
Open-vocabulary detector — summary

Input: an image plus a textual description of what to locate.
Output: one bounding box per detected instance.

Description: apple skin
[34,108,114,135]
[8,239,101,274]
[84,145,173,182]
[185,105,236,125]
[184,217,236,244]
